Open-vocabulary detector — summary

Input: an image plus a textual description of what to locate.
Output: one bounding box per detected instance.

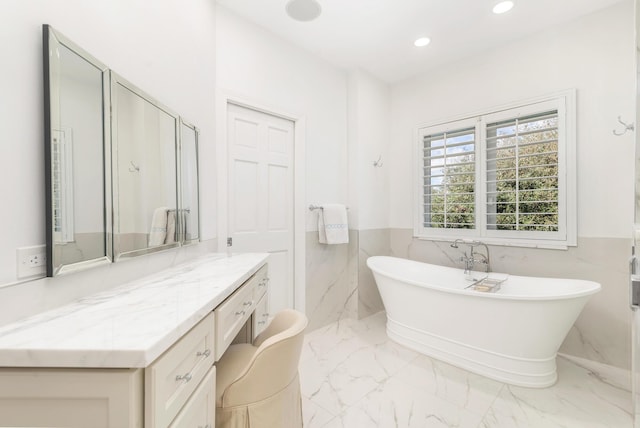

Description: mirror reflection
[44,25,110,276]
[44,25,203,273]
[111,74,179,258]
[180,121,200,243]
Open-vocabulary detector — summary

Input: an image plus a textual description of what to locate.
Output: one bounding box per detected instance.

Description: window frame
[413,90,576,249]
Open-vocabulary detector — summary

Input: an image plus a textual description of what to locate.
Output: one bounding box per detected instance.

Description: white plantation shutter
[414,91,575,247]
[485,110,559,232]
[422,127,476,229]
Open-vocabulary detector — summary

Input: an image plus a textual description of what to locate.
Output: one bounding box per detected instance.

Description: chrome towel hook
[373,155,383,168]
[129,161,140,172]
[613,116,634,136]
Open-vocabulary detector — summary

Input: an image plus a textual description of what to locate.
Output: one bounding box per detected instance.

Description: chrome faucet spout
[470,241,491,273]
[450,239,491,273]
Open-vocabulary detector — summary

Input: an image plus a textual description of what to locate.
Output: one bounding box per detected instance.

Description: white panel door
[227,103,294,315]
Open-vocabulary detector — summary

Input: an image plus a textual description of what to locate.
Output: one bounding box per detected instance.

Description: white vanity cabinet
[214,264,268,360]
[168,366,216,428]
[0,253,269,428]
[145,311,216,428]
[0,368,144,427]
[0,309,216,428]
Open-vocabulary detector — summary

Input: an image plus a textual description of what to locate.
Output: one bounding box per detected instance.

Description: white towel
[149,207,168,246]
[318,204,349,244]
[164,210,176,244]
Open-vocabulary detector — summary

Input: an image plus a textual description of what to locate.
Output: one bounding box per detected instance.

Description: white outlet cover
[17,245,46,279]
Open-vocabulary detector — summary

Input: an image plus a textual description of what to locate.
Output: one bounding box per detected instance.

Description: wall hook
[373,155,383,168]
[612,116,634,136]
[129,161,140,172]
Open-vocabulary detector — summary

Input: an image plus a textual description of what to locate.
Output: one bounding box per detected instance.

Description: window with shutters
[414,92,576,248]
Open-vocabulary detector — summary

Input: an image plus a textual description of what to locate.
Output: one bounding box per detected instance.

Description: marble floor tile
[394,354,505,416]
[302,396,335,428]
[481,357,632,428]
[326,377,485,428]
[300,312,634,428]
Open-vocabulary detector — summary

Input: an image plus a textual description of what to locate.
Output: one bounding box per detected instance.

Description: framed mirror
[43,25,112,276]
[44,26,202,272]
[110,72,180,259]
[179,120,200,244]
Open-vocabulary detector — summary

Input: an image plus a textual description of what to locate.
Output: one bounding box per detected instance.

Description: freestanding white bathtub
[367,256,601,388]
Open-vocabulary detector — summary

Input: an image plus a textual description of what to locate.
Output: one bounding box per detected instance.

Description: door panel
[227,104,295,316]
[232,160,259,232]
[268,165,289,231]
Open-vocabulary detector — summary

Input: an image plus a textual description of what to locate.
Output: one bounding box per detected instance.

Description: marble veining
[300,312,633,428]
[306,231,356,330]
[0,253,268,368]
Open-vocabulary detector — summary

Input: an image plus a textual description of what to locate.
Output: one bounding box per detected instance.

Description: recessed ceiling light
[286,0,322,22]
[492,1,514,14]
[414,37,431,47]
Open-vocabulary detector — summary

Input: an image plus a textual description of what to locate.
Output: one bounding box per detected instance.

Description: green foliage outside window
[425,113,559,232]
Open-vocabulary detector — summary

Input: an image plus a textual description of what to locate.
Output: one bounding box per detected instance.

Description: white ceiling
[216,0,625,83]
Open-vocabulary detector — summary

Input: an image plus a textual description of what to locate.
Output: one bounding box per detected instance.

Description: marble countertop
[0,253,268,368]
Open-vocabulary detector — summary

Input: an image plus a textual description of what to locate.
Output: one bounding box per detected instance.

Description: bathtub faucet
[450,239,491,274]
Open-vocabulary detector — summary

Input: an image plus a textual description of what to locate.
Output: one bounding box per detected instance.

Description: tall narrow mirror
[43,25,111,276]
[111,73,179,259]
[179,120,200,244]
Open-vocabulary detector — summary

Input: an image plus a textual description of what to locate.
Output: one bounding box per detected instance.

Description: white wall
[390,1,636,238]
[215,6,349,233]
[0,0,217,322]
[347,70,390,230]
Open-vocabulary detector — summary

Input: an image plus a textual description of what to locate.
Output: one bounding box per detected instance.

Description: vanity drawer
[253,272,269,303]
[168,366,215,428]
[145,312,215,428]
[214,265,268,360]
[252,293,270,340]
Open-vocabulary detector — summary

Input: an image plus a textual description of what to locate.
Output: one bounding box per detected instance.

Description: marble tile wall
[305,231,358,331]
[389,228,632,370]
[54,233,105,265]
[356,229,389,319]
[306,228,391,330]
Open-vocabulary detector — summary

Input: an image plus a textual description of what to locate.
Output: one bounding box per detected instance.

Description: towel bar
[308,204,349,211]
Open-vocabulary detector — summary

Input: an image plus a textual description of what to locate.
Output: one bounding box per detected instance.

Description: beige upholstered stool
[215,309,308,428]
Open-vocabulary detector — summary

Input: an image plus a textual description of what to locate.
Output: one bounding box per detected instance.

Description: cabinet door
[146,312,215,428]
[0,368,143,428]
[169,367,215,428]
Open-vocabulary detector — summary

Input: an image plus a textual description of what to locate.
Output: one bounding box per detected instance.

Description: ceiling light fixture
[414,37,431,47]
[286,0,322,22]
[492,1,514,14]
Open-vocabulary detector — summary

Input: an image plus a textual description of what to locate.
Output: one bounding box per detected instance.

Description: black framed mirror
[43,25,202,273]
[43,25,112,276]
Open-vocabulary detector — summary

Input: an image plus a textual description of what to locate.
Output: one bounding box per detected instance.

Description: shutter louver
[422,127,476,229]
[486,110,559,232]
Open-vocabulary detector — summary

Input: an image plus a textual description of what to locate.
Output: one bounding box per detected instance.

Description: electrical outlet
[28,254,44,267]
[17,245,46,279]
